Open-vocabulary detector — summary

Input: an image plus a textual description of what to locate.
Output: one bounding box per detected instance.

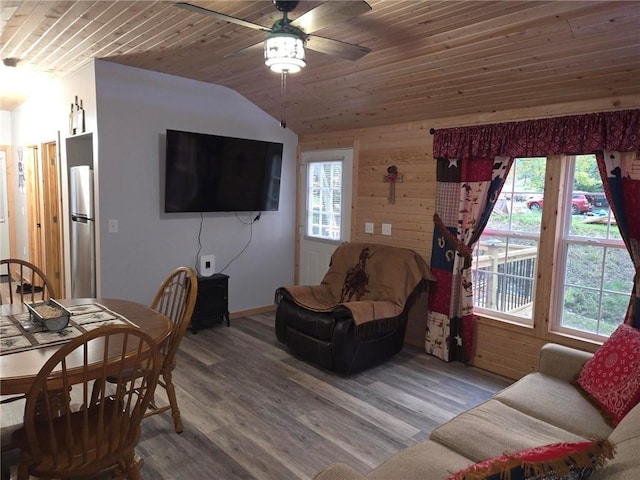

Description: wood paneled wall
[299,124,437,258]
[298,94,640,380]
[473,319,548,380]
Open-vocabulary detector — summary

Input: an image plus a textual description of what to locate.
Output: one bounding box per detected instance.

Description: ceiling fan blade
[174,2,271,32]
[291,0,372,34]
[224,41,264,58]
[306,35,371,61]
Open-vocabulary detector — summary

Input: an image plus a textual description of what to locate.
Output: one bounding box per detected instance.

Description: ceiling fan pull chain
[280,72,288,129]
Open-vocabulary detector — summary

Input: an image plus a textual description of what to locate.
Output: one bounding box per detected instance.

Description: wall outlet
[381,223,392,236]
[200,254,215,277]
[365,222,374,234]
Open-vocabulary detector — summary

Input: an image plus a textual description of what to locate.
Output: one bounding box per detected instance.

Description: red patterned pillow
[576,323,640,425]
[448,439,615,480]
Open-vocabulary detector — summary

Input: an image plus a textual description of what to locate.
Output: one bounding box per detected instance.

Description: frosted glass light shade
[264,33,306,73]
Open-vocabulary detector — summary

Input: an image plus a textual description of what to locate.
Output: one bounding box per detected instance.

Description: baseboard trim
[230,304,277,319]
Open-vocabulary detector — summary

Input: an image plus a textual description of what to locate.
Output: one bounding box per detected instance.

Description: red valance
[433,109,640,159]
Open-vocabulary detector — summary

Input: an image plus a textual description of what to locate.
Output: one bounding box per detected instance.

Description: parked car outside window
[582,192,609,208]
[527,193,593,215]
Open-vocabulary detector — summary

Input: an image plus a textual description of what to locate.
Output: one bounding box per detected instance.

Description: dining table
[0,298,172,396]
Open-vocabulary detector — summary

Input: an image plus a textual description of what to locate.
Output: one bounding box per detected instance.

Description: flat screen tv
[164,129,283,213]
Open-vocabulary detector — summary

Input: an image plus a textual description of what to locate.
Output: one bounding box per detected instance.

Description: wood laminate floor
[1,312,512,479]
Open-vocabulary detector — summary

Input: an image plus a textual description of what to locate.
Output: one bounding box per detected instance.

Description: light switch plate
[365,222,374,234]
[108,219,118,233]
[381,223,392,236]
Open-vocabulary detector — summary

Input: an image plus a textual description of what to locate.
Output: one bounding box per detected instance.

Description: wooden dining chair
[0,259,58,416]
[0,258,56,305]
[101,267,198,434]
[144,266,198,433]
[9,325,161,480]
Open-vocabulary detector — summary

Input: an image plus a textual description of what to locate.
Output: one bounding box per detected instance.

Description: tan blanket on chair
[277,242,435,334]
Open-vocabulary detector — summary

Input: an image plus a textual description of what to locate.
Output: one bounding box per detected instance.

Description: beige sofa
[314,343,640,480]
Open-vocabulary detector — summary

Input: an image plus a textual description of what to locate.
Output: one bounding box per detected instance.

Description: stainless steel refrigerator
[70,165,96,298]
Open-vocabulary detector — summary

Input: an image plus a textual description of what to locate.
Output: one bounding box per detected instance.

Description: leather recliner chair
[275,242,436,374]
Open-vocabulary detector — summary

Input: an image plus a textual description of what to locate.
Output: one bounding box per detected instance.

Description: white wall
[93,60,296,310]
[4,80,66,262]
[0,111,11,144]
[4,60,296,312]
[1,111,11,262]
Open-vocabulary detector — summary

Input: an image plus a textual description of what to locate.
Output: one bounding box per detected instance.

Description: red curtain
[596,151,640,329]
[434,109,639,159]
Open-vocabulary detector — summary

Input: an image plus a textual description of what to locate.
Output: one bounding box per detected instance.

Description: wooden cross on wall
[383,165,403,204]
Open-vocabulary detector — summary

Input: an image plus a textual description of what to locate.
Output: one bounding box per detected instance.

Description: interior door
[25,145,43,273]
[298,148,353,285]
[41,140,64,297]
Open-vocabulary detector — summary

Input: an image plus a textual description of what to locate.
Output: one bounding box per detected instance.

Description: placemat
[0,303,133,356]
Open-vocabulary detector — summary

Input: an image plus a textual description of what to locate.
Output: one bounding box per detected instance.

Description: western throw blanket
[276,242,435,335]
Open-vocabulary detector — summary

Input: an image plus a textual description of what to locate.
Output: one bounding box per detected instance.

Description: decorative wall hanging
[68,96,86,135]
[383,165,403,204]
[17,147,25,193]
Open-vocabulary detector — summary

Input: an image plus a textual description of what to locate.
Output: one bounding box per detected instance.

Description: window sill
[474,312,601,354]
[545,329,603,350]
[475,312,534,332]
[303,236,343,245]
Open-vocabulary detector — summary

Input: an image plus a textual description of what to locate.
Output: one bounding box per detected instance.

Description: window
[555,154,634,339]
[472,158,546,325]
[473,154,634,341]
[305,161,342,240]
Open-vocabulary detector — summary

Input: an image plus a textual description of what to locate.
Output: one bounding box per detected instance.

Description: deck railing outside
[473,240,537,314]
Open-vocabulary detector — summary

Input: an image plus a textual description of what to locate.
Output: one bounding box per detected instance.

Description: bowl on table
[25,299,71,332]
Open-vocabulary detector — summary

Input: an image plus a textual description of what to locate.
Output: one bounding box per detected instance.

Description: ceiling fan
[174,1,372,73]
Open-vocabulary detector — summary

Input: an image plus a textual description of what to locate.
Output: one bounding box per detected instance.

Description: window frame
[473,154,632,346]
[304,159,344,242]
[472,157,547,327]
[551,154,631,342]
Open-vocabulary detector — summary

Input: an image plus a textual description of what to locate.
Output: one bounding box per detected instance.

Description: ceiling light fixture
[264,32,306,73]
[263,2,306,74]
[0,58,53,107]
[2,57,19,67]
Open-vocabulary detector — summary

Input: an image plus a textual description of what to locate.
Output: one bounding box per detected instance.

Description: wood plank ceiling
[1,1,639,134]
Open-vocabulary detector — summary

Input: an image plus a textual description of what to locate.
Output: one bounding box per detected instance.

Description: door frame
[40,139,65,297]
[296,146,355,285]
[15,140,64,296]
[25,145,43,271]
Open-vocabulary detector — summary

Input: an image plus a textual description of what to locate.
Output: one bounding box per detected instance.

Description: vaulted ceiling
[2,1,639,134]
